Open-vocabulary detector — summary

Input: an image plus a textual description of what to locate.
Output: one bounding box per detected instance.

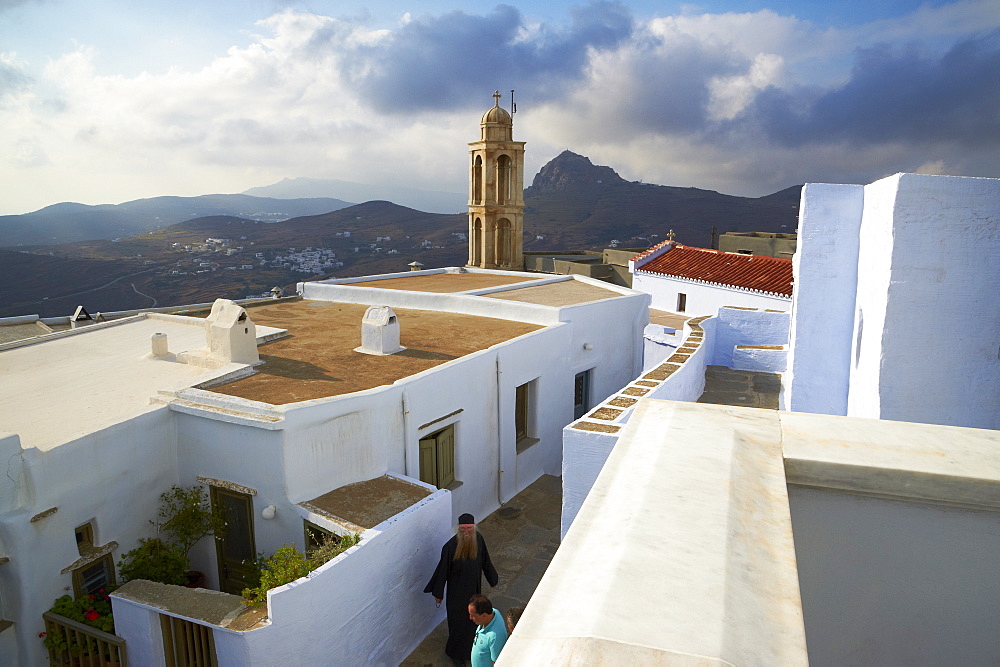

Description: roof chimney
[355,306,405,355]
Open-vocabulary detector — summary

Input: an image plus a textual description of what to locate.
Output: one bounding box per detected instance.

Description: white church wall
[6,409,176,667]
[848,174,1000,429]
[788,486,1000,665]
[221,485,452,666]
[631,271,790,318]
[712,307,790,368]
[784,183,864,415]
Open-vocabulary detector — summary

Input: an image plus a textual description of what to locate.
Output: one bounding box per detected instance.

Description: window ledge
[61,541,118,574]
[445,480,464,492]
[516,436,540,454]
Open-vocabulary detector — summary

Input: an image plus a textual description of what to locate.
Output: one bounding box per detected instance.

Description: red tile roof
[635,243,793,296]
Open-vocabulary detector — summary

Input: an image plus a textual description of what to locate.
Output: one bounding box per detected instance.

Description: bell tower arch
[468,91,525,270]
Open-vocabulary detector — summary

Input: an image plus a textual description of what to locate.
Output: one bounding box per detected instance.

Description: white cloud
[0,2,998,214]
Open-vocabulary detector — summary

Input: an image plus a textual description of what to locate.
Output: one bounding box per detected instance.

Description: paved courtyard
[698,365,781,409]
[401,474,561,666]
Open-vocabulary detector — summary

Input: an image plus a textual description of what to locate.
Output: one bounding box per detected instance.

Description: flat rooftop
[209,300,541,404]
[486,280,624,307]
[299,475,432,532]
[0,315,278,451]
[344,272,535,292]
[502,400,1000,665]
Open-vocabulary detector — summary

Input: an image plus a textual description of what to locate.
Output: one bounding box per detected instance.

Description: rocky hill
[523,151,799,249]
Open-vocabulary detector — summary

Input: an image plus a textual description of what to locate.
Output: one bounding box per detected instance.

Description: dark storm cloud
[743,31,1000,148]
[342,1,633,112]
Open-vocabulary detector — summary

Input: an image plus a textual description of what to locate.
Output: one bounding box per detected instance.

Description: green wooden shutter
[419,436,437,487]
[436,427,455,489]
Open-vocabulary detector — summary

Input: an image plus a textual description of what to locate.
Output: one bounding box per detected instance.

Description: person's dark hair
[506,607,523,629]
[469,593,492,614]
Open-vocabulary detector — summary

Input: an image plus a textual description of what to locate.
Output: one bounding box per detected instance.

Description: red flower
[38,632,46,638]
[84,610,100,621]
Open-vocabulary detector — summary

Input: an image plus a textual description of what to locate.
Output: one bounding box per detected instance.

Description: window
[574,370,592,420]
[495,218,511,266]
[72,554,115,597]
[473,155,483,205]
[75,522,95,555]
[515,380,539,452]
[304,520,336,556]
[472,218,483,266]
[677,293,687,313]
[419,424,456,489]
[497,155,512,204]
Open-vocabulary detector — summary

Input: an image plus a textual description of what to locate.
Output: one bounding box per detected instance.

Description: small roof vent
[355,306,405,356]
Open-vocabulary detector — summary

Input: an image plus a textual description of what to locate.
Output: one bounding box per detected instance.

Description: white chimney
[355,306,405,355]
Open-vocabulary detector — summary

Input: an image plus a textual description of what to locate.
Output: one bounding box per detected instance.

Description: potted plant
[118,485,225,587]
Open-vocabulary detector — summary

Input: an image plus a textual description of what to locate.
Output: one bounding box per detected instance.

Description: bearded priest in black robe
[424,513,499,663]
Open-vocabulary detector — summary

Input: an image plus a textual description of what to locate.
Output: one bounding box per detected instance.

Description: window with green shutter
[418,424,456,489]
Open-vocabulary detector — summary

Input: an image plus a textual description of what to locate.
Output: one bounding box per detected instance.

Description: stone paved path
[697,365,780,409]
[401,474,562,666]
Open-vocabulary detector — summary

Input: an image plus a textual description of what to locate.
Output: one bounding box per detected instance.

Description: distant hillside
[523,151,800,250]
[2,154,803,318]
[0,194,353,247]
[0,202,468,318]
[244,177,466,215]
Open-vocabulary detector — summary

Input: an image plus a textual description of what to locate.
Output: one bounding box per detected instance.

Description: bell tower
[468,91,525,270]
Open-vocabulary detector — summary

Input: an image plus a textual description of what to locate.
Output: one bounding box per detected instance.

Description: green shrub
[118,538,187,586]
[241,533,361,608]
[117,484,226,586]
[157,485,226,556]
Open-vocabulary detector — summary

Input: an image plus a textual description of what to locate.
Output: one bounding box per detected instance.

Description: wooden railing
[160,613,218,667]
[43,611,128,666]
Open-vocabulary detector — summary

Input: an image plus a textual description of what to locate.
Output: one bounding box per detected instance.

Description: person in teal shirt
[468,594,508,666]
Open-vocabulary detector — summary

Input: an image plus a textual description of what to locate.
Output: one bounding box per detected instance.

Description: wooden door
[211,487,256,595]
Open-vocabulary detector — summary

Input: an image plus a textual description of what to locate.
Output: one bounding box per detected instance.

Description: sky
[1,0,998,214]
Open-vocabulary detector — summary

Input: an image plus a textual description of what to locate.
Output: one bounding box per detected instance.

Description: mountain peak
[529,151,626,192]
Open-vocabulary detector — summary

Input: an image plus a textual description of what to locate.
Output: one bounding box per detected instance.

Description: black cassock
[424,533,499,660]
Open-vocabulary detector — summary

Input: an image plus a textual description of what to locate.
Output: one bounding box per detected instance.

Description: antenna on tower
[510,89,516,115]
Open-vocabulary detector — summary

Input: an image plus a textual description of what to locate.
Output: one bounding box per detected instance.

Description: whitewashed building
[514,172,1000,666]
[630,242,793,317]
[784,173,1000,429]
[0,268,648,665]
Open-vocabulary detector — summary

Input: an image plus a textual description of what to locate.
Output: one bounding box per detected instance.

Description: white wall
[561,429,616,538]
[632,272,790,318]
[848,174,1000,429]
[712,307,790,368]
[561,317,716,536]
[784,183,864,415]
[221,485,452,665]
[789,486,1000,665]
[3,409,177,667]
